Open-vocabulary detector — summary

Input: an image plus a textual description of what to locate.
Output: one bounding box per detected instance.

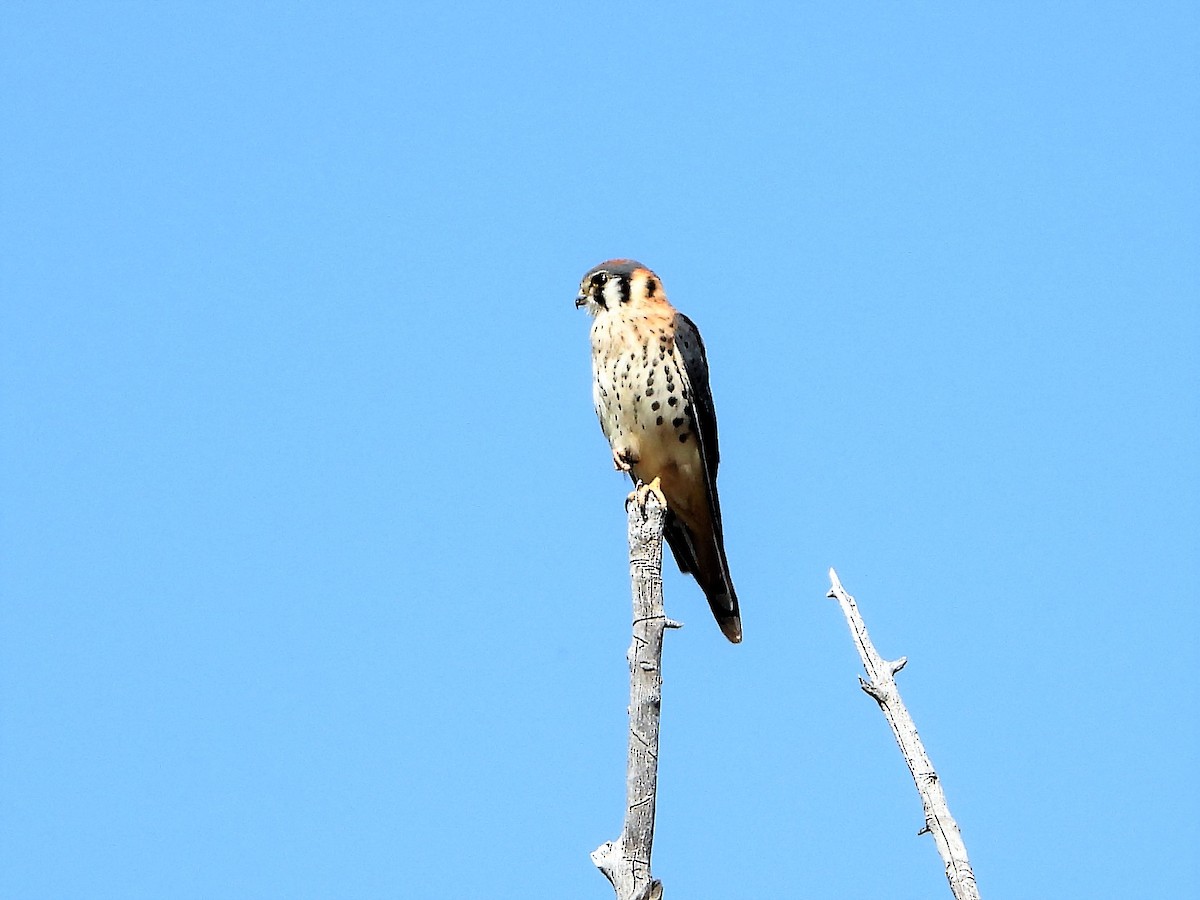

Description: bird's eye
[590,272,609,288]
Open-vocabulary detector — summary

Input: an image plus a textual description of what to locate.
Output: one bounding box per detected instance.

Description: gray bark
[592,492,675,900]
[827,567,982,900]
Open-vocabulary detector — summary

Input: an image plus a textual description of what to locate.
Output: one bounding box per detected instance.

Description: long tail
[664,512,742,643]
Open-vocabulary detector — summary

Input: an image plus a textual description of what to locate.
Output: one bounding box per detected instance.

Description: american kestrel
[575,259,742,643]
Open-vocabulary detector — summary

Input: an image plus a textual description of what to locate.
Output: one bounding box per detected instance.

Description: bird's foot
[627,476,667,512]
[612,446,639,472]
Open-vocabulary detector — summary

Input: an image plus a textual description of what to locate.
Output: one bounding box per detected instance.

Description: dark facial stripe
[589,271,608,309]
[618,275,631,305]
[646,277,658,298]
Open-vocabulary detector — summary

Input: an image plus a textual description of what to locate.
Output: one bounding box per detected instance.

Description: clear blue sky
[3,3,1196,897]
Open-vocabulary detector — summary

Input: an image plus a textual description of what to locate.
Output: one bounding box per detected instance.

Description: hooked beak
[574,291,588,308]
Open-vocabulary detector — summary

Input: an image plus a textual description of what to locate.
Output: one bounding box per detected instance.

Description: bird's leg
[627,475,668,512]
[612,446,639,472]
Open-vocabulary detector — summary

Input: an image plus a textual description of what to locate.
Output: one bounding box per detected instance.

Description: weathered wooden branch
[827,567,981,900]
[592,492,677,900]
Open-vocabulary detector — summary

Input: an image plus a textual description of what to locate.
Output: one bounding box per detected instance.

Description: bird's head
[574,259,667,317]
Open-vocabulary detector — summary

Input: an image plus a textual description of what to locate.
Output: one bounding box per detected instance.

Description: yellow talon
[612,447,638,472]
[627,476,667,512]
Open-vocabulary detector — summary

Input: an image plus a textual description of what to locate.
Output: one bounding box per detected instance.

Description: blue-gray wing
[673,312,722,523]
[665,312,741,642]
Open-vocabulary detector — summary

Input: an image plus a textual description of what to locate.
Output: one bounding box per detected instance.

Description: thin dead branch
[827,567,981,900]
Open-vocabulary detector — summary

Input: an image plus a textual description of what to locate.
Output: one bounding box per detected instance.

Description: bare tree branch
[827,567,982,900]
[592,492,676,900]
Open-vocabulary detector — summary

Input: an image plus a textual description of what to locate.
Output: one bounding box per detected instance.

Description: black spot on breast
[656,416,663,426]
[646,388,654,396]
[672,417,684,428]
[679,433,689,443]
[668,396,678,407]
[651,401,660,411]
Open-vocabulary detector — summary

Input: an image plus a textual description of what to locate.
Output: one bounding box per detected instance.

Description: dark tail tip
[711,592,742,643]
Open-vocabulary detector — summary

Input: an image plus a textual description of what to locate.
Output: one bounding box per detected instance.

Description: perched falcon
[575,259,742,643]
